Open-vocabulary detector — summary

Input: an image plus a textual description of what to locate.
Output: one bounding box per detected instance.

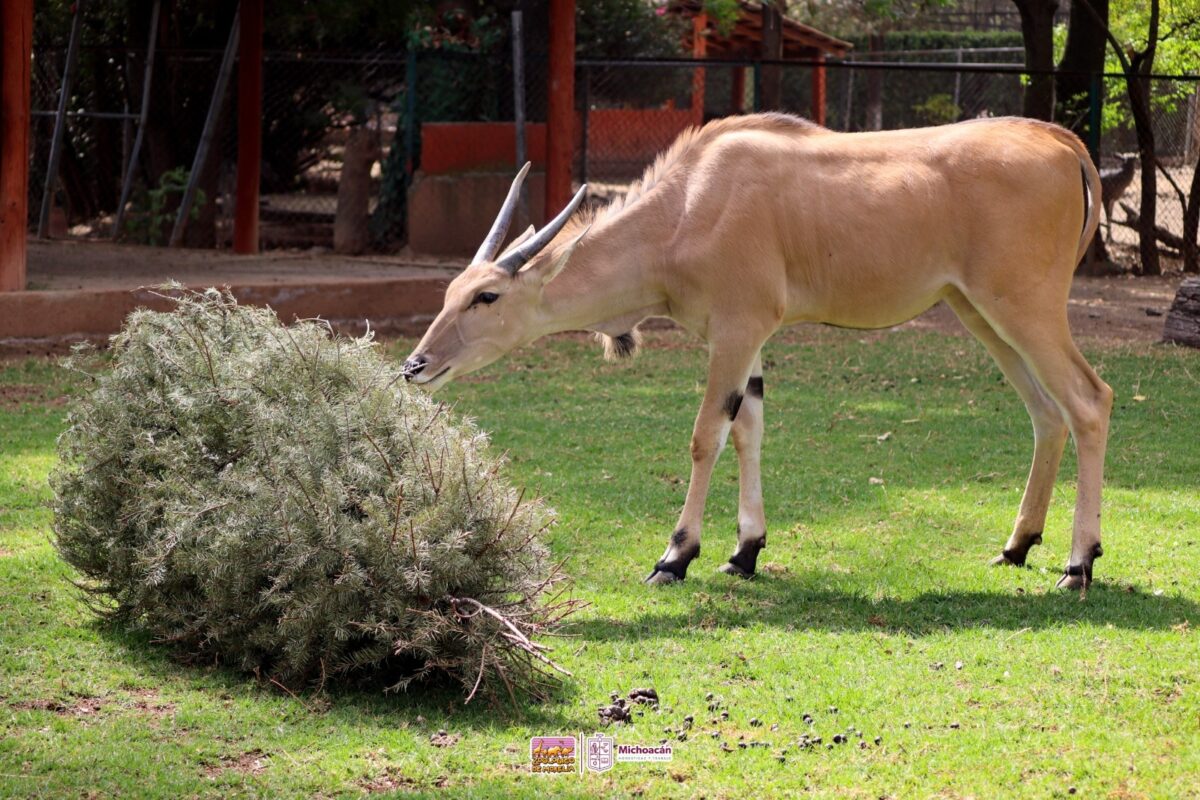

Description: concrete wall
[0,277,450,348]
[408,171,546,258]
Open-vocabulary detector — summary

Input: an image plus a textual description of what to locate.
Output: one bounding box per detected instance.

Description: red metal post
[233,0,263,254]
[545,0,576,220]
[691,13,707,125]
[0,0,33,291]
[811,51,827,127]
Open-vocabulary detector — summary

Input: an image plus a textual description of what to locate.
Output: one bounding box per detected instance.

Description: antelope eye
[470,291,499,307]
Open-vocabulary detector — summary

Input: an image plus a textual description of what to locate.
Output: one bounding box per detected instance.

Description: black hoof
[717,561,753,579]
[644,541,698,585]
[992,533,1042,567]
[722,534,765,578]
[1056,543,1102,592]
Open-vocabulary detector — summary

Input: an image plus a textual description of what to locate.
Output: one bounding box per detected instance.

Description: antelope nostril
[402,355,428,381]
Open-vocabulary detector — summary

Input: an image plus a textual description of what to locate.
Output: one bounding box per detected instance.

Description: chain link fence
[577,56,1199,271]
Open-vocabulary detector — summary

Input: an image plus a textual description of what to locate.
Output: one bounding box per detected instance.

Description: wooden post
[731,66,746,114]
[546,0,575,221]
[691,13,707,125]
[0,0,33,292]
[233,0,262,254]
[811,51,826,126]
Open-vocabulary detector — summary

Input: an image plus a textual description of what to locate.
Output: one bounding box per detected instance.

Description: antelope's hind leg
[718,356,767,578]
[645,336,767,585]
[946,292,1068,568]
[957,289,1113,591]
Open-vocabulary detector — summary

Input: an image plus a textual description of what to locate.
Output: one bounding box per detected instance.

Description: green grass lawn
[2,326,1199,799]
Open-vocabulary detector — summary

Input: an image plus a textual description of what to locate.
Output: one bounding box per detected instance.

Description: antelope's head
[402,164,588,391]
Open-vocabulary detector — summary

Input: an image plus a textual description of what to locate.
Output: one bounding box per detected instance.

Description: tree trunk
[1056,0,1107,140]
[1184,157,1200,273]
[1162,277,1200,347]
[1130,1,1160,276]
[334,125,381,255]
[759,1,782,111]
[1013,0,1058,121]
[864,33,883,131]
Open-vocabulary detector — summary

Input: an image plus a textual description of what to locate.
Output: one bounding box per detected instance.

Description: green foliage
[912,93,961,124]
[1097,0,1200,135]
[51,290,575,700]
[120,168,205,247]
[703,0,742,35]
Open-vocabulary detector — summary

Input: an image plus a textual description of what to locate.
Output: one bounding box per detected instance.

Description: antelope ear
[524,226,590,286]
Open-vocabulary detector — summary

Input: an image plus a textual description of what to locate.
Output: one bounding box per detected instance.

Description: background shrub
[52,288,578,701]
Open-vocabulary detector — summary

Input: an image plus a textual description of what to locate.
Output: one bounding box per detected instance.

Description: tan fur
[406,113,1110,589]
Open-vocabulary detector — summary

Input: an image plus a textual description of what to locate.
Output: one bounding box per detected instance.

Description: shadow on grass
[572,579,1200,642]
[91,621,583,731]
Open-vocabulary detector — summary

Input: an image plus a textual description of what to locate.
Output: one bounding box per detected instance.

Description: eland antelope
[403,113,1111,591]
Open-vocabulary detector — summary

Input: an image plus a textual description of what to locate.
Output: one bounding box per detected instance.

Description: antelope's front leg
[719,358,766,578]
[645,344,760,585]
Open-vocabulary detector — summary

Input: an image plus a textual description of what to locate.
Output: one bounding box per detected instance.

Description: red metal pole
[691,13,707,126]
[233,0,262,254]
[0,0,33,291]
[811,52,827,127]
[545,0,575,221]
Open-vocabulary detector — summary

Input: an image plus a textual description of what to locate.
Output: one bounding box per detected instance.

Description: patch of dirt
[203,749,269,777]
[359,770,417,794]
[10,696,105,717]
[429,730,461,748]
[0,383,67,409]
[899,274,1185,345]
[0,548,12,558]
[126,688,176,717]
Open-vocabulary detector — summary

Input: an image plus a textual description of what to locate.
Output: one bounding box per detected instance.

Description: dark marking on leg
[647,541,700,583]
[612,332,637,359]
[723,391,744,421]
[725,534,766,578]
[999,532,1043,567]
[671,528,689,547]
[746,375,764,399]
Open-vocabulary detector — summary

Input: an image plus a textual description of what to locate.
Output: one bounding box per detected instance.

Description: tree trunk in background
[334,125,381,255]
[1057,0,1107,139]
[1013,0,1058,121]
[864,33,883,131]
[1162,277,1200,347]
[760,1,782,111]
[1184,159,1200,273]
[1130,0,1160,276]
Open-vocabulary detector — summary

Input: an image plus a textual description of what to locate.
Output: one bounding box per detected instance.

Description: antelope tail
[1053,129,1103,265]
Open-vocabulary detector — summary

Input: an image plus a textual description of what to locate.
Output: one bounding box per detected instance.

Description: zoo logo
[529,736,577,774]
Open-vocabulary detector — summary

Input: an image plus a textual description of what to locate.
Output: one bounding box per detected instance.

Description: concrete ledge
[0,276,451,347]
